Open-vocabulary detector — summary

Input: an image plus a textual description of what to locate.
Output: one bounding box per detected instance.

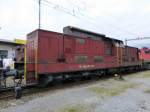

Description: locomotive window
[104,42,112,55]
[94,56,103,63]
[105,48,112,55]
[75,56,87,63]
[76,38,85,44]
[0,50,8,59]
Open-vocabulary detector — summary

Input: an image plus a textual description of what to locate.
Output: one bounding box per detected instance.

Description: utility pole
[39,0,41,29]
[125,39,127,46]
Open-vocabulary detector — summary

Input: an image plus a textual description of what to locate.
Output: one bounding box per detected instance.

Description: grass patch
[55,104,88,112]
[141,71,150,78]
[144,89,150,94]
[89,82,138,97]
[127,70,150,78]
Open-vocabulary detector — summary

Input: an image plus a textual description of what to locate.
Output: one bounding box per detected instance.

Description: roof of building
[0,39,26,45]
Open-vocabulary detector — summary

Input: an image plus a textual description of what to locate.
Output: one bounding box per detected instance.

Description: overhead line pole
[39,0,41,29]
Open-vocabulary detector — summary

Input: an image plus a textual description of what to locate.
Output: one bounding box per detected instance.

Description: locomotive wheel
[38,75,53,87]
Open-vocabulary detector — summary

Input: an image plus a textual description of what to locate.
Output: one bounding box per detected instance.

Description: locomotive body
[25,27,141,85]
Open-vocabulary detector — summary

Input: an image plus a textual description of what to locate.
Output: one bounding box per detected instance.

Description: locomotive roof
[64,26,123,43]
[28,28,123,43]
[125,45,139,49]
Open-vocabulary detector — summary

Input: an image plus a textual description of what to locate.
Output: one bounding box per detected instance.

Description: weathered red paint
[26,28,141,84]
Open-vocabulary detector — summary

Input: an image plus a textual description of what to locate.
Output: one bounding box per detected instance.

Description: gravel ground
[1,70,150,112]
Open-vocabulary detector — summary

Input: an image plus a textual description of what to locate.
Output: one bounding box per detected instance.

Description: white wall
[0,44,16,59]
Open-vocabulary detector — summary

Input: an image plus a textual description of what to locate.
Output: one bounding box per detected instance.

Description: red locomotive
[25,26,141,86]
[139,47,150,69]
[0,26,146,99]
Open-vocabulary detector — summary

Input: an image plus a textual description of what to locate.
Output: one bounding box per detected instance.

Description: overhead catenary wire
[65,0,137,36]
[68,4,138,37]
[125,37,150,45]
[40,0,113,35]
[35,0,109,34]
[35,0,138,39]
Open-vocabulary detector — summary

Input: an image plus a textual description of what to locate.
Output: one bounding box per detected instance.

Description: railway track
[0,75,113,100]
[0,84,37,100]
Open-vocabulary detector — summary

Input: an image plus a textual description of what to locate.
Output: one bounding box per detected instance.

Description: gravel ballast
[1,70,150,112]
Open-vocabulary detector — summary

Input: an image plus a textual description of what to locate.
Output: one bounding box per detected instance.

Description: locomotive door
[116,43,123,66]
[26,39,37,84]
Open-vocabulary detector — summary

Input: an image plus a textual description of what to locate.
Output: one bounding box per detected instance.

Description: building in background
[0,39,26,70]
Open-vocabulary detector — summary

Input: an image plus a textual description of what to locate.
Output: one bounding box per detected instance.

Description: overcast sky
[0,0,150,47]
